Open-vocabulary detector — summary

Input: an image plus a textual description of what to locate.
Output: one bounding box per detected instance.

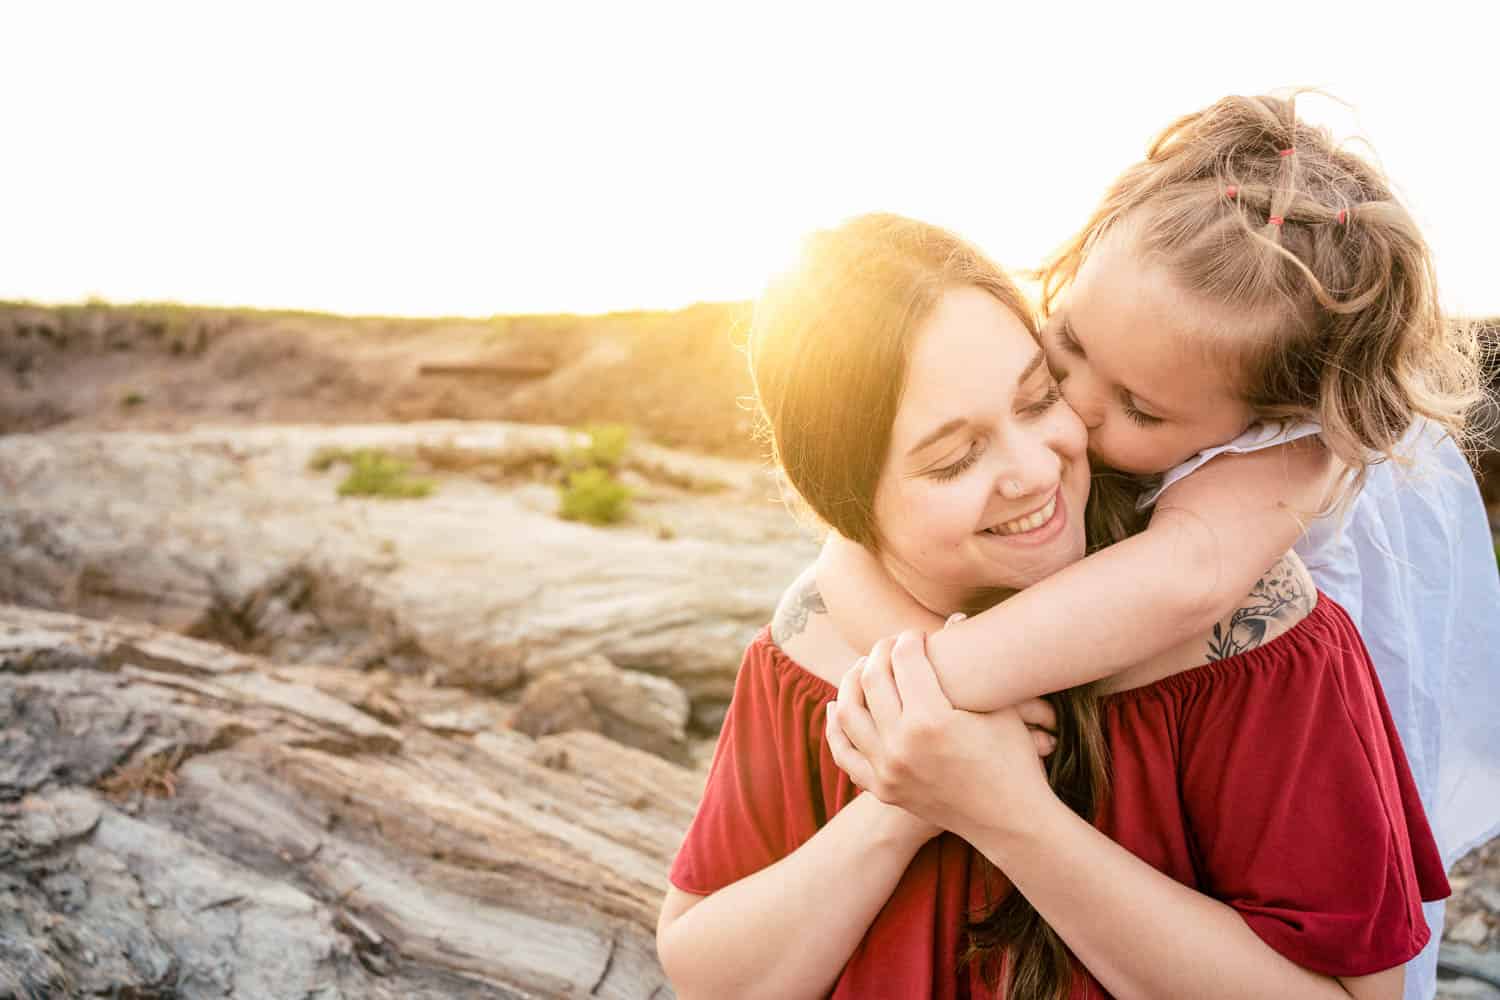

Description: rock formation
[1,602,704,998]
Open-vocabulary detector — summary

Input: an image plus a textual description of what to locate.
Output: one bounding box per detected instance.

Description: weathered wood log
[0,603,702,998]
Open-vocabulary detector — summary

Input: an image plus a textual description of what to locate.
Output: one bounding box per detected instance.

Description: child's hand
[826,630,1057,841]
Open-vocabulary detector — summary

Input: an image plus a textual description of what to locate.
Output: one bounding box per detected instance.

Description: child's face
[1043,231,1259,476]
[873,285,1090,606]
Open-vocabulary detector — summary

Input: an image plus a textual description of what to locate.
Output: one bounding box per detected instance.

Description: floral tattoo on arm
[771,575,828,646]
[1205,556,1314,661]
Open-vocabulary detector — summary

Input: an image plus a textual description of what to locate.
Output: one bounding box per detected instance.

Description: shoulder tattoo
[771,575,828,646]
[1205,555,1315,662]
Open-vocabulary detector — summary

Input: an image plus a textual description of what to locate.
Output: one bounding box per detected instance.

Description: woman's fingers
[825,704,877,790]
[836,661,884,757]
[1016,696,1058,736]
[1029,727,1058,757]
[858,637,903,732]
[888,629,948,714]
[838,656,867,713]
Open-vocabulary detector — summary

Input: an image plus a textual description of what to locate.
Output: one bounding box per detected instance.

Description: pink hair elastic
[1336,208,1347,224]
[1225,185,1239,198]
[1268,216,1285,227]
[1278,147,1296,157]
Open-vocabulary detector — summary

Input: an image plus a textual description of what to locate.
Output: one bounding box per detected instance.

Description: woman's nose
[995,437,1061,501]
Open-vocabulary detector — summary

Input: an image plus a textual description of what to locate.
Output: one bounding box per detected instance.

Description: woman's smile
[979,490,1062,542]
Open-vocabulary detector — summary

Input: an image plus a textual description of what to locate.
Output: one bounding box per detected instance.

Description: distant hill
[2,301,1495,483]
[0,300,760,457]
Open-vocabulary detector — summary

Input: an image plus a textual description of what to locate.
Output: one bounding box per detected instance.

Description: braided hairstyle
[1038,92,1484,495]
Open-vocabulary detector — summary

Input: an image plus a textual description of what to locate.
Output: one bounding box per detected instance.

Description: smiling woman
[658,212,1109,999]
[871,285,1090,607]
[658,208,1450,1000]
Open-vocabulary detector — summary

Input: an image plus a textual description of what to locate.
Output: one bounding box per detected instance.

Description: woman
[655,213,1446,999]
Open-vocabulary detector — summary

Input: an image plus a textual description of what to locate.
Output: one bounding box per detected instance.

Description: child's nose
[1060,377,1105,429]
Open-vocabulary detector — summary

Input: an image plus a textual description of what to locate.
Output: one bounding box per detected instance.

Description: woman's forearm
[657,793,929,1000]
[965,798,1396,1000]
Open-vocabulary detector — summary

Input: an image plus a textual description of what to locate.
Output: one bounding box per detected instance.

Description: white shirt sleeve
[1135,420,1324,510]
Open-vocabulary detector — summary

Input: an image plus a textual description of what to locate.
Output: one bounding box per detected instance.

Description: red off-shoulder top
[668,594,1449,997]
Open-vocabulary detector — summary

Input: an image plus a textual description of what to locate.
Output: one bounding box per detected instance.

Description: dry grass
[98,746,188,801]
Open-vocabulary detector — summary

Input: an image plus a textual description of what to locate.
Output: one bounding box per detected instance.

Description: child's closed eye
[1122,399,1164,427]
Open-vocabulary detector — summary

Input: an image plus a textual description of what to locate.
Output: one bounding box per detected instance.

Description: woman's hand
[825,629,1057,840]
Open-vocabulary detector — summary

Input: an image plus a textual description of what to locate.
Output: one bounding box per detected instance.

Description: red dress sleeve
[1176,596,1450,976]
[669,629,851,895]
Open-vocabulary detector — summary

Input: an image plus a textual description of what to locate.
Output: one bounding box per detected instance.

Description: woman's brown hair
[748,212,1109,1000]
[1038,92,1485,490]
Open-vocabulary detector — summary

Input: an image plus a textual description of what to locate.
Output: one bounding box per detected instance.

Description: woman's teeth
[985,495,1057,536]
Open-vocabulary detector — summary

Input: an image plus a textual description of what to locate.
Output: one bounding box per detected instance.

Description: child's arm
[827,436,1340,711]
[816,533,950,645]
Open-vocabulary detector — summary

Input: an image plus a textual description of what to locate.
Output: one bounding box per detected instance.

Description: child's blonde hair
[1039,92,1485,484]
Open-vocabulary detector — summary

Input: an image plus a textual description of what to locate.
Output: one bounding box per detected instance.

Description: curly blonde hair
[1039,92,1485,490]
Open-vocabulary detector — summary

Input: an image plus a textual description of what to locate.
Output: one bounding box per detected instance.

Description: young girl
[821,93,1500,1000]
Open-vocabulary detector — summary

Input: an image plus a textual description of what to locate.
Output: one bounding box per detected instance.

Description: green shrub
[559,424,631,470]
[558,466,632,524]
[337,449,434,499]
[307,446,348,472]
[120,391,145,408]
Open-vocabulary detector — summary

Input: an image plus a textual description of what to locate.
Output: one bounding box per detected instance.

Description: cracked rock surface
[0,604,702,998]
[0,422,816,754]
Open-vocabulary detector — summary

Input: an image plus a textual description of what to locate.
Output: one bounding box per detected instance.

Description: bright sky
[3,2,1496,318]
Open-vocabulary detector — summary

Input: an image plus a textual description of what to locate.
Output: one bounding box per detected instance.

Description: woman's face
[872,285,1090,612]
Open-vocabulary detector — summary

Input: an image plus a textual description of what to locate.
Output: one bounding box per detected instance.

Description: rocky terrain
[0,301,758,458]
[0,419,816,998]
[1,301,1496,998]
[1,603,702,998]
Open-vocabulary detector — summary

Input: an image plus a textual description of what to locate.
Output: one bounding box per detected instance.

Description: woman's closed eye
[929,441,982,482]
[1055,322,1085,357]
[1020,382,1063,418]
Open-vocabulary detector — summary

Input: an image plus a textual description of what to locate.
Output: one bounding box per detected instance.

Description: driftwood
[0,603,703,999]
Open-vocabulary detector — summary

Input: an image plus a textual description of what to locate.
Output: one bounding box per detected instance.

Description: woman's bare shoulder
[770,566,863,687]
[1101,550,1317,694]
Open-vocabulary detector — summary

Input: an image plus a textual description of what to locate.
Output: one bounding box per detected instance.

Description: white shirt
[1144,419,1500,1000]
